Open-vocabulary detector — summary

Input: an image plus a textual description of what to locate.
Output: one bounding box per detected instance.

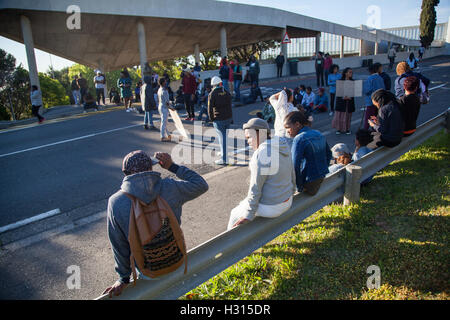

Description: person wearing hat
[208,76,233,165]
[284,111,332,196]
[227,118,296,229]
[94,70,106,106]
[181,67,198,121]
[103,150,208,297]
[328,143,352,174]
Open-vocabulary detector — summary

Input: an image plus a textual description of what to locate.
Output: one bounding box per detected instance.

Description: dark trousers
[80,87,88,104]
[250,73,259,87]
[316,68,324,87]
[96,88,105,105]
[184,93,195,118]
[277,65,283,78]
[330,93,336,112]
[388,57,395,70]
[303,178,324,196]
[32,105,44,121]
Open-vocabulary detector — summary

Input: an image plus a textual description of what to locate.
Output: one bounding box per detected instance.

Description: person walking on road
[227,118,296,229]
[103,150,208,297]
[77,73,88,105]
[418,46,425,61]
[219,57,231,93]
[71,75,81,106]
[407,52,419,70]
[208,76,233,165]
[284,111,332,196]
[275,52,285,78]
[158,78,173,142]
[30,85,45,124]
[118,70,133,112]
[94,71,106,106]
[332,67,355,135]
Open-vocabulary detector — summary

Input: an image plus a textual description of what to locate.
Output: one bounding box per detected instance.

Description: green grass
[182,130,450,300]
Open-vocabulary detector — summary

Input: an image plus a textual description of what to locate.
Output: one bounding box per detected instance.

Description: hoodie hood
[120,171,162,204]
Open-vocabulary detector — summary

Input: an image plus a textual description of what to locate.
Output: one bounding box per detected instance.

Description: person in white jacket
[270,88,297,137]
[30,85,45,123]
[227,118,296,229]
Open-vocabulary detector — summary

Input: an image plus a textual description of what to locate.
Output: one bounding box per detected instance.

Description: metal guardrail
[96,108,449,300]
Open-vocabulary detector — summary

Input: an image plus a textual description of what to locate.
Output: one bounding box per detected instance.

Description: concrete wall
[198,47,448,83]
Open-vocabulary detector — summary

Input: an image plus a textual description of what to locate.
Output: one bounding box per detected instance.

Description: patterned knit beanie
[122,150,158,176]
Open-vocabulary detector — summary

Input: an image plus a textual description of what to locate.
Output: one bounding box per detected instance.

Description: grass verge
[182,130,449,300]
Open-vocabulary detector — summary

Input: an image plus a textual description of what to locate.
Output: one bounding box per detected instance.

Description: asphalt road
[0,55,448,299]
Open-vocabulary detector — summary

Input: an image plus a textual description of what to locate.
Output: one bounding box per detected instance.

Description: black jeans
[32,105,44,121]
[80,87,88,104]
[277,65,283,78]
[96,88,105,105]
[250,73,259,87]
[316,68,324,87]
[184,93,195,118]
[330,93,336,112]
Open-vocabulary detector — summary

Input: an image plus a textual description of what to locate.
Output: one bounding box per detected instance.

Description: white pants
[227,196,293,230]
[158,106,170,138]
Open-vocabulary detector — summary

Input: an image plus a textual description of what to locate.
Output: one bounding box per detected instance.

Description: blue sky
[1,0,449,72]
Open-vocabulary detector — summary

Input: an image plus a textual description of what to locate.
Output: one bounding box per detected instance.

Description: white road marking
[0,208,61,234]
[428,83,447,91]
[0,124,141,158]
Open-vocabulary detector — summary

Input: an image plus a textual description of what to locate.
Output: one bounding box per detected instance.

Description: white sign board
[169,109,189,139]
[336,80,363,97]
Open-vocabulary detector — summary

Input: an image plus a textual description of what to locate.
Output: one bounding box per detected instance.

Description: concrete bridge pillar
[194,43,200,65]
[315,33,321,53]
[20,15,40,89]
[281,28,288,76]
[220,27,227,58]
[137,21,147,81]
[340,35,345,58]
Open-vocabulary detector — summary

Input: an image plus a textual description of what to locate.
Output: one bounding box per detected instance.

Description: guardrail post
[445,110,450,134]
[344,165,362,205]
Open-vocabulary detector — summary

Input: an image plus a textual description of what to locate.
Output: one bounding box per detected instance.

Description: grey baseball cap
[242,118,270,131]
[331,143,351,158]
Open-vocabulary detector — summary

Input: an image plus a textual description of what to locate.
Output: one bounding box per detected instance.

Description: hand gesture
[154,152,173,170]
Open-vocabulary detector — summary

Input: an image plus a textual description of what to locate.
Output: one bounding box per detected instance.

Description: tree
[38,72,70,108]
[0,65,32,120]
[228,40,280,63]
[420,0,440,48]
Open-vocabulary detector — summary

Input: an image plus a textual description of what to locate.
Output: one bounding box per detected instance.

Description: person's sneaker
[329,112,334,116]
[38,118,45,124]
[184,116,190,121]
[215,159,227,165]
[126,109,131,112]
[345,131,351,135]
[161,137,171,142]
[335,131,341,135]
[149,125,157,130]
[83,110,87,114]
[144,124,149,130]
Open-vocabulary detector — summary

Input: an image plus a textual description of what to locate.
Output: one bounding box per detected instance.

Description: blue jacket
[363,74,385,106]
[314,94,329,107]
[327,73,342,94]
[291,127,332,191]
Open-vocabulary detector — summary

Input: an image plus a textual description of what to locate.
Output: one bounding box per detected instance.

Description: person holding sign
[332,68,355,135]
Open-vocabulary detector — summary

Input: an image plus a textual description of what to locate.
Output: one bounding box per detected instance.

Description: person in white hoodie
[227,118,296,229]
[269,88,297,137]
[30,85,45,123]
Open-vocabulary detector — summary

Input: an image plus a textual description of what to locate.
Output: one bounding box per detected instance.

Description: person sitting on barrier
[352,128,374,185]
[312,87,329,114]
[328,143,352,174]
[398,76,422,137]
[367,89,404,149]
[103,151,208,297]
[284,111,332,196]
[227,118,296,229]
[270,88,297,137]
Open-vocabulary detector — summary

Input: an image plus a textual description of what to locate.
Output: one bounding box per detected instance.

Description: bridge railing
[96,108,449,300]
